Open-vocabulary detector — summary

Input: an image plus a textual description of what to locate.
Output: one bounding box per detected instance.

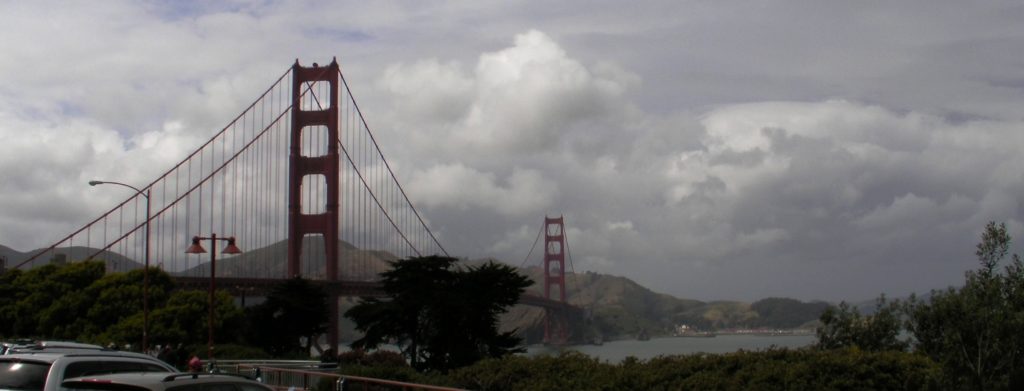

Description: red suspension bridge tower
[288,60,342,349]
[543,215,570,345]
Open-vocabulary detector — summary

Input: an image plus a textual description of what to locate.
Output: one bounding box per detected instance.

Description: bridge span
[173,276,583,314]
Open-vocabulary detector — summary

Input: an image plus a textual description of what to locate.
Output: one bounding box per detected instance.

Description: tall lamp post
[89,180,151,352]
[184,234,241,360]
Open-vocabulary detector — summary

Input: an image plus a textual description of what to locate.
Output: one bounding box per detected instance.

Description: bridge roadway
[172,276,582,314]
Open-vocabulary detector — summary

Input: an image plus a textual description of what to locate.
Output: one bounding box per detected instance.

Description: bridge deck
[172,277,581,314]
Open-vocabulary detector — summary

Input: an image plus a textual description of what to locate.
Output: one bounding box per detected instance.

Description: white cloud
[406,164,556,217]
[378,29,639,159]
[3,2,1024,302]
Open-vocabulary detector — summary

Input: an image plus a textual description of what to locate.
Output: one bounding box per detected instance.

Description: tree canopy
[0,260,241,351]
[818,221,1024,390]
[816,296,907,352]
[345,256,532,372]
[905,221,1024,390]
[244,276,328,357]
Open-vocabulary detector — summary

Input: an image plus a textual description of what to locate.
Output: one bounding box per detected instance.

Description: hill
[178,236,395,280]
[1,244,138,272]
[500,265,828,343]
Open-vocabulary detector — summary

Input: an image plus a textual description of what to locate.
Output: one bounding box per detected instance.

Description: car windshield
[0,361,51,391]
[64,384,150,391]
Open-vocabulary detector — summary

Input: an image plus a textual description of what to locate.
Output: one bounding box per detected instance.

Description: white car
[0,351,176,391]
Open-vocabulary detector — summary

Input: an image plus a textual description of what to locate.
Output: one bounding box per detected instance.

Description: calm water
[526,334,817,363]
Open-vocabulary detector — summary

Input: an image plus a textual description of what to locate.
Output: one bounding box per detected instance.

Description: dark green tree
[0,258,244,349]
[751,297,829,328]
[0,268,23,337]
[906,222,1024,390]
[346,256,532,372]
[76,266,175,341]
[816,296,907,352]
[244,277,328,357]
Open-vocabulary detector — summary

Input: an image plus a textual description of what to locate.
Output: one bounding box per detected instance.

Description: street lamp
[89,180,151,353]
[184,234,242,360]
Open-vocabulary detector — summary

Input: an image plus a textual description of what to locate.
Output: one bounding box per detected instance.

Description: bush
[209,344,270,359]
[336,349,447,388]
[444,348,941,390]
[447,351,620,391]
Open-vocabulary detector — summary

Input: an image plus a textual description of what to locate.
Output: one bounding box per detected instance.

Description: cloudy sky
[3,1,1024,302]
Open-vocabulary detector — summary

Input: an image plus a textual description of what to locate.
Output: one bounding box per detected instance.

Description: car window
[168,383,264,391]
[0,361,52,391]
[237,384,272,391]
[64,383,150,391]
[166,385,199,391]
[201,384,238,391]
[64,361,170,379]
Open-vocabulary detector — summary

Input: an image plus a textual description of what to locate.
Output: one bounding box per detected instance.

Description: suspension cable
[519,221,545,269]
[337,68,447,256]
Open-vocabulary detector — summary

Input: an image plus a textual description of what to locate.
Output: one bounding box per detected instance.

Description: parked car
[62,372,274,391]
[0,350,176,391]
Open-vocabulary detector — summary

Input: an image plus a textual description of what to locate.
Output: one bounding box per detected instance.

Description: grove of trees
[345,255,532,373]
[0,260,242,348]
[0,260,327,362]
[817,221,1024,390]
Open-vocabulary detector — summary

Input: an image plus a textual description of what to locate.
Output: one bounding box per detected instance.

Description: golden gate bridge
[12,58,580,352]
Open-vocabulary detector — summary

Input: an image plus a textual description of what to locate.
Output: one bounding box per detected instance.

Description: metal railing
[229,363,464,391]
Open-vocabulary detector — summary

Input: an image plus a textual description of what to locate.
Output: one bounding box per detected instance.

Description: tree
[346,256,532,372]
[0,259,243,350]
[816,296,907,352]
[0,268,23,337]
[244,277,328,357]
[751,297,829,329]
[906,222,1024,390]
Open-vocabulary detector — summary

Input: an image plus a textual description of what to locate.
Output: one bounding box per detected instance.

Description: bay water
[526,334,817,363]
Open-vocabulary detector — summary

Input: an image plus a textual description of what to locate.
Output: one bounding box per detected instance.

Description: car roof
[4,341,108,355]
[62,373,268,391]
[0,351,174,366]
[37,341,106,349]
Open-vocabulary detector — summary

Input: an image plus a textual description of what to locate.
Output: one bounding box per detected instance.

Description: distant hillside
[0,244,138,272]
[499,265,828,343]
[179,236,396,280]
[0,238,393,280]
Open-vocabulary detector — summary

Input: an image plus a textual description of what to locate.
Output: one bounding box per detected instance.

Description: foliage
[444,349,941,391]
[0,260,243,352]
[202,343,269,359]
[816,222,1024,390]
[0,268,22,336]
[244,277,328,357]
[816,296,907,352]
[332,349,442,387]
[104,289,243,348]
[337,349,408,367]
[750,297,829,329]
[346,256,532,373]
[905,221,1024,390]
